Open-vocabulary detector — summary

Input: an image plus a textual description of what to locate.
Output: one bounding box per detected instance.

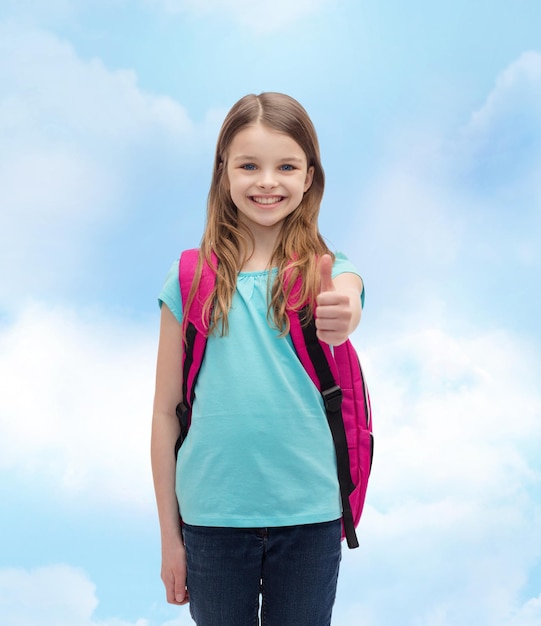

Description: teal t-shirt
[159,253,363,527]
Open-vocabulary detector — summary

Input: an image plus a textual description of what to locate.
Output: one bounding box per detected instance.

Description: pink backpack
[176,249,373,549]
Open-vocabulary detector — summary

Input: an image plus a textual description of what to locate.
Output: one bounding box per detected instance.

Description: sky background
[1,1,540,625]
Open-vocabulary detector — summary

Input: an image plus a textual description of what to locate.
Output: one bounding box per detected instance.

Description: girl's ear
[304,165,315,192]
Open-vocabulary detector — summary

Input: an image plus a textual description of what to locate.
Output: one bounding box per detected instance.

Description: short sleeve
[158,259,183,324]
[332,251,365,309]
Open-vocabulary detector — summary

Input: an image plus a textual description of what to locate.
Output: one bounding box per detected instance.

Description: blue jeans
[182,519,342,626]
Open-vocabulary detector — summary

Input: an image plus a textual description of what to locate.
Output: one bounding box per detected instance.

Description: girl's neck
[240,235,278,272]
[241,247,275,272]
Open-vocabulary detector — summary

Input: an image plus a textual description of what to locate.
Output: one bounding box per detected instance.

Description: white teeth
[253,196,282,205]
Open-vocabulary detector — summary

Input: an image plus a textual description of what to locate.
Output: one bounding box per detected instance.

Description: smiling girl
[151,92,364,626]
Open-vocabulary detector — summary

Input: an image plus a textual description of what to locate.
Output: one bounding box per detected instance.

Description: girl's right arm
[151,303,189,605]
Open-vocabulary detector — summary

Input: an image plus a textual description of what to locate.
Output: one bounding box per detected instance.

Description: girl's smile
[226,123,314,238]
[250,195,284,206]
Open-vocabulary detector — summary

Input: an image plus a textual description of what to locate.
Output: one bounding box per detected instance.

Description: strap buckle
[322,385,343,412]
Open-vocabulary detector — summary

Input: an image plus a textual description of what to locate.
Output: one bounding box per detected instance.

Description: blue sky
[0,1,540,624]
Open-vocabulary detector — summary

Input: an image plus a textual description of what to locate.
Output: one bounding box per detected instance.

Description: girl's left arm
[315,254,363,346]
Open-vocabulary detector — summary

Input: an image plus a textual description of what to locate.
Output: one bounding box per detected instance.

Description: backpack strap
[286,294,359,549]
[175,249,217,455]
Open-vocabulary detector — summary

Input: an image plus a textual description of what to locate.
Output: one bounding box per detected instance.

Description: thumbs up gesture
[315,254,355,346]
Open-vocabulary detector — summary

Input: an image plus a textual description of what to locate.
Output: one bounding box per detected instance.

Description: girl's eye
[241,163,257,171]
[280,164,295,171]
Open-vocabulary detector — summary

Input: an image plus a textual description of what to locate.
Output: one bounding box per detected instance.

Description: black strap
[176,321,211,458]
[300,307,359,549]
[182,322,197,409]
[175,322,197,458]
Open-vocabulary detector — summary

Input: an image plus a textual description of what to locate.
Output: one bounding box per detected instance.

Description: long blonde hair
[185,92,333,338]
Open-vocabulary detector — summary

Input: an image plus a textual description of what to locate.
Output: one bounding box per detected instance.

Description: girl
[151,92,364,626]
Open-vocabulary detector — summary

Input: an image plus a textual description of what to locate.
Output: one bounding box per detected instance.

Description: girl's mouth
[250,195,284,206]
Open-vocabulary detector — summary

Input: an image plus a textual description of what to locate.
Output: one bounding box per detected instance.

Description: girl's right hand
[161,539,189,605]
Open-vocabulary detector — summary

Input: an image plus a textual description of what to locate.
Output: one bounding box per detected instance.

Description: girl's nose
[257,169,278,189]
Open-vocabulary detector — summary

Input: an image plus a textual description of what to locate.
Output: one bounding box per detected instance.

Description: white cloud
[0,564,150,626]
[351,51,541,341]
[148,0,331,33]
[358,163,461,268]
[504,593,541,626]
[0,21,196,309]
[0,21,192,188]
[0,302,157,509]
[348,156,466,326]
[367,327,540,502]
[458,50,541,201]
[467,51,541,142]
[341,51,541,625]
[337,324,541,625]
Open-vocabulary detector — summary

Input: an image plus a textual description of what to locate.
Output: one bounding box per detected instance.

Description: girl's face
[225,123,314,240]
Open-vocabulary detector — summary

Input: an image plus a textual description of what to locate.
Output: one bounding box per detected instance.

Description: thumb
[319,254,335,293]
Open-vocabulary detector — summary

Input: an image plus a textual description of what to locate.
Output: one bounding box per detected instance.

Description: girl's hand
[161,538,189,605]
[315,254,362,346]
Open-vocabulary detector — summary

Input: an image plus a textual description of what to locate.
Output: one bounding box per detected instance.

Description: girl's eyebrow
[230,155,257,162]
[231,154,305,163]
